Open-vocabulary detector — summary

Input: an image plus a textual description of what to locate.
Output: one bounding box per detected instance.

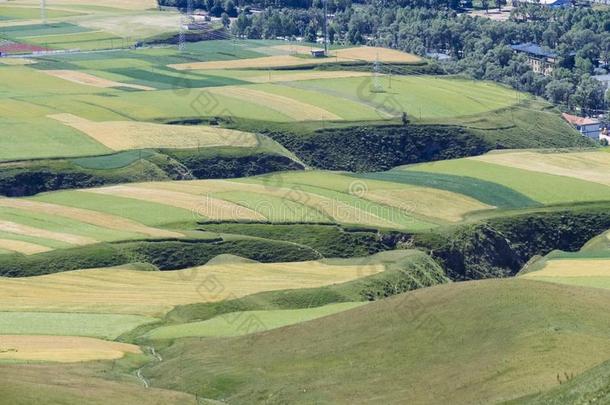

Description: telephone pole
[41,0,46,24]
[323,0,328,55]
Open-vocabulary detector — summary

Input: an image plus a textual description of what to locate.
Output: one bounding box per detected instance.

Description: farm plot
[0,260,386,316]
[0,239,51,255]
[83,185,267,222]
[32,191,196,227]
[43,70,154,90]
[139,172,490,227]
[0,197,181,238]
[106,179,416,228]
[522,258,610,291]
[286,75,521,119]
[0,312,153,339]
[145,302,365,340]
[0,57,36,65]
[0,22,90,37]
[0,6,81,21]
[48,113,258,151]
[471,150,610,187]
[100,67,246,90]
[30,0,159,10]
[0,195,185,252]
[169,46,421,70]
[0,335,140,363]
[401,157,610,205]
[206,86,341,121]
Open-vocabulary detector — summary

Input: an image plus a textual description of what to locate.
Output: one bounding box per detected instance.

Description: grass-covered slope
[511,359,610,405]
[0,363,195,405]
[145,279,610,404]
[0,144,303,197]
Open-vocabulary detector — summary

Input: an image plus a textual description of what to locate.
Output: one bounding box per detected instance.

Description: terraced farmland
[1,8,608,403]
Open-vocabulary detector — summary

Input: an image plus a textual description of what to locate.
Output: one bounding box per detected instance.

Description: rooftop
[510,43,557,59]
[562,113,600,127]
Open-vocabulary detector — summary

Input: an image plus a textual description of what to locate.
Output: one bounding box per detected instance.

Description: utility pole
[323,0,328,55]
[179,0,193,52]
[41,0,46,24]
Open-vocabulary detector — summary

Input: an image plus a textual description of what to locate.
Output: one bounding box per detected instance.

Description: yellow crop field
[48,113,259,151]
[127,180,398,228]
[0,220,97,245]
[43,70,154,90]
[471,151,610,187]
[333,46,422,63]
[0,261,385,316]
[169,46,421,71]
[0,239,51,255]
[523,259,610,278]
[0,198,181,239]
[0,335,140,363]
[206,86,340,121]
[82,185,266,222]
[363,187,493,222]
[246,70,372,83]
[0,58,36,65]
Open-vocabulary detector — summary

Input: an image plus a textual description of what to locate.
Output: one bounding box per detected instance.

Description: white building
[562,113,602,140]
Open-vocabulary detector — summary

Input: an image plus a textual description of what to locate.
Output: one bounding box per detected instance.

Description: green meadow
[0,312,154,339]
[145,302,364,340]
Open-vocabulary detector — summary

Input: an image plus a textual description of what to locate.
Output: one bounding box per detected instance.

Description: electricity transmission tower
[323,0,328,55]
[179,0,193,52]
[41,0,46,24]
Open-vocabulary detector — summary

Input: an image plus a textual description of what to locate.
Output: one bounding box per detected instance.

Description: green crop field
[0,312,154,339]
[145,302,365,340]
[399,158,610,205]
[0,6,82,20]
[0,9,607,402]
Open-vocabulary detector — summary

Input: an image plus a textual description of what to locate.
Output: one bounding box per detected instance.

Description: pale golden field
[43,70,154,90]
[246,70,372,83]
[0,261,385,316]
[0,220,97,245]
[0,58,36,65]
[169,46,421,70]
[363,187,493,222]
[471,150,610,187]
[523,259,610,278]
[48,113,258,151]
[83,185,266,222]
[77,12,182,38]
[127,180,398,227]
[0,335,141,363]
[206,86,340,121]
[0,198,181,239]
[0,239,51,255]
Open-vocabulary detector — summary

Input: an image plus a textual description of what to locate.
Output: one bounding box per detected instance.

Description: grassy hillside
[511,359,610,404]
[0,363,196,405]
[144,279,610,404]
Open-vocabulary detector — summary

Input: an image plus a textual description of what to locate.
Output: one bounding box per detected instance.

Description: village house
[510,43,558,76]
[514,0,572,7]
[562,113,602,140]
